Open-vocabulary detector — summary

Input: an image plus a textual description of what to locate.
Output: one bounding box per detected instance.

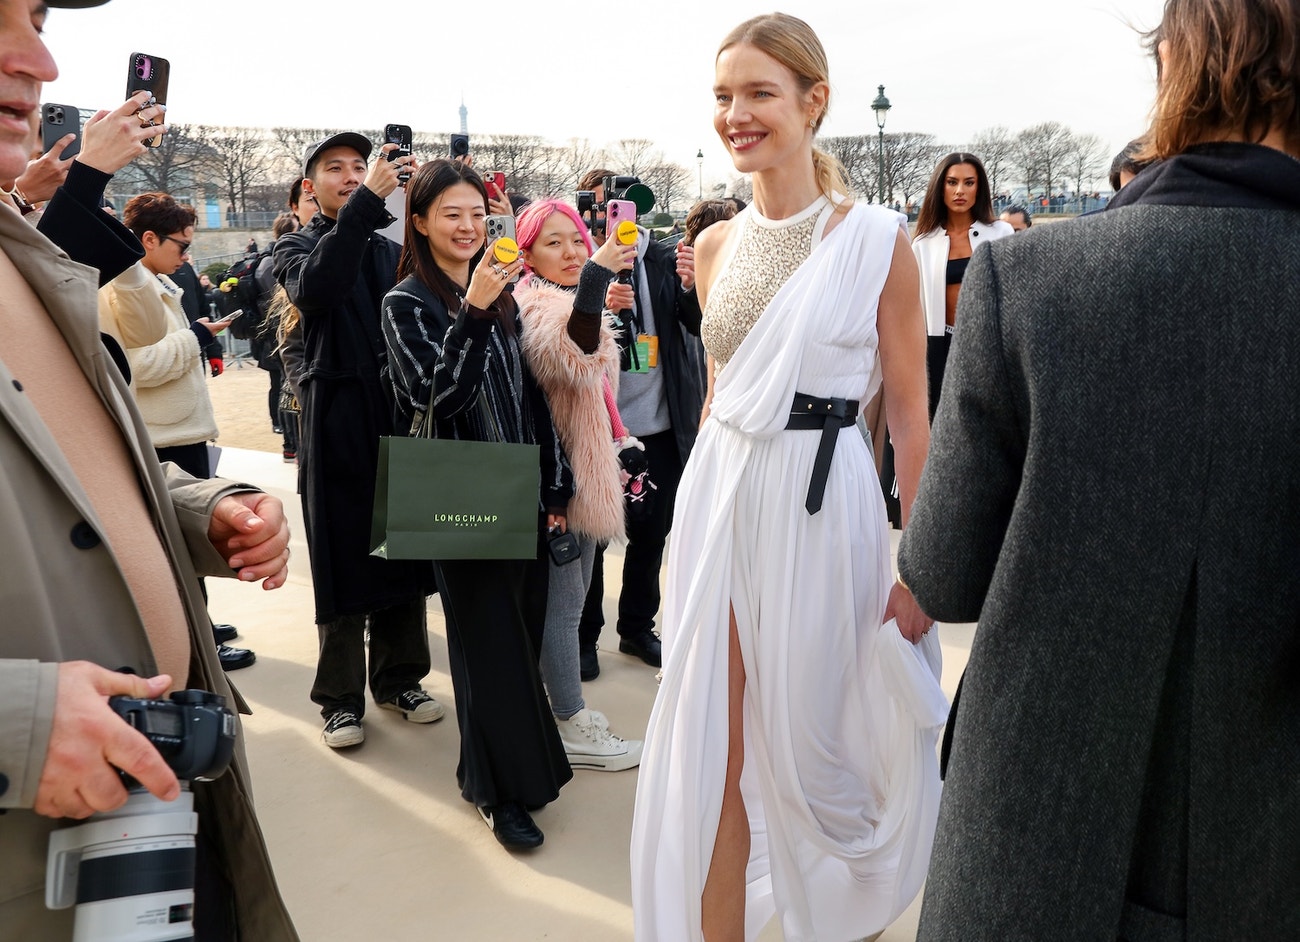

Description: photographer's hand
[365,143,417,199]
[36,664,179,820]
[591,232,637,275]
[209,492,290,590]
[465,241,524,310]
[675,240,696,291]
[605,281,635,312]
[77,92,167,176]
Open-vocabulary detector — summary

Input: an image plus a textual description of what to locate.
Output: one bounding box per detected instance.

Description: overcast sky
[43,0,1167,192]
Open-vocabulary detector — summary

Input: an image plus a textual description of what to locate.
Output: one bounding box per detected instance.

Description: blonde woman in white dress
[630,12,949,942]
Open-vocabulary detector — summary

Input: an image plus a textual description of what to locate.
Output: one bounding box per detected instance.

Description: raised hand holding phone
[591,224,638,274]
[365,142,417,199]
[77,92,168,175]
[465,237,524,309]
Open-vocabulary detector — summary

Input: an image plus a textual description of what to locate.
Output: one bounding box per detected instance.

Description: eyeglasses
[160,235,192,253]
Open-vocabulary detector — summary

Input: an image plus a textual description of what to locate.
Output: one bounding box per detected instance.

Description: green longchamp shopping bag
[370,396,540,560]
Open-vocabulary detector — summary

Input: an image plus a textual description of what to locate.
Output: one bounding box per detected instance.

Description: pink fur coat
[517,278,628,544]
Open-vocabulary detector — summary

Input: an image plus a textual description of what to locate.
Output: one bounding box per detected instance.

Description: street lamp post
[871,84,891,205]
[696,148,704,201]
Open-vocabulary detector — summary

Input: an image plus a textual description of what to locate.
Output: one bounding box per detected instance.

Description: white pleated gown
[630,202,948,942]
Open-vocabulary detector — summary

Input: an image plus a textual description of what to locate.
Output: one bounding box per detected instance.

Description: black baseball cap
[301,132,372,178]
[47,1,113,7]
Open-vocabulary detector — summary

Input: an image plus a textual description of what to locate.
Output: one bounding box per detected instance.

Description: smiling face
[303,146,368,219]
[943,163,980,216]
[0,0,57,182]
[712,41,824,176]
[412,181,485,275]
[522,211,590,287]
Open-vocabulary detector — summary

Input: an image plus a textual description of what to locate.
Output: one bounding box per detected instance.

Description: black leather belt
[785,394,859,515]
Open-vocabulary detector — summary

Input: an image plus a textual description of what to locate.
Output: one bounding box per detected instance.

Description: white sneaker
[557,708,642,772]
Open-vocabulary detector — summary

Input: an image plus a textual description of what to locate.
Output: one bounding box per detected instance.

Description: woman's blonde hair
[717,13,852,205]
[1139,0,1300,160]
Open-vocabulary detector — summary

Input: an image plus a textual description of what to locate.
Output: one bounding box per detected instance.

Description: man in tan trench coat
[0,1,299,937]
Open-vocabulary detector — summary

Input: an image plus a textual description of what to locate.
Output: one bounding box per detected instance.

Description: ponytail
[811,147,853,207]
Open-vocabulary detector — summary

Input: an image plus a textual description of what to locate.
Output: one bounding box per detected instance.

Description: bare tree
[203,125,272,217]
[970,125,1016,199]
[727,174,753,203]
[1015,121,1074,198]
[124,123,217,196]
[263,124,332,176]
[821,135,874,199]
[469,134,553,198]
[608,138,657,179]
[1063,131,1108,198]
[638,161,693,214]
[884,132,944,208]
[560,137,607,187]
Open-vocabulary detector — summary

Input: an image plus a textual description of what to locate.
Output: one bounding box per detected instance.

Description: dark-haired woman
[381,159,573,851]
[911,152,1012,417]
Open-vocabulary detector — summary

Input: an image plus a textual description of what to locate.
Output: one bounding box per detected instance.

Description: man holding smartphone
[273,132,442,749]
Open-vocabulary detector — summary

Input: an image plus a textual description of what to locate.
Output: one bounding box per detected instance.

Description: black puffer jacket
[273,186,434,622]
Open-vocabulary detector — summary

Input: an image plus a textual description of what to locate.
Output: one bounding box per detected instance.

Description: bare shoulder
[694,213,743,307]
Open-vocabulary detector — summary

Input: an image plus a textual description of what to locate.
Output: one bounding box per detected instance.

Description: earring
[809,116,817,127]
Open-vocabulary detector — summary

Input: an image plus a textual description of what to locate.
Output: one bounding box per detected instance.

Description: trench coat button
[11,380,21,391]
[0,772,9,796]
[70,521,101,549]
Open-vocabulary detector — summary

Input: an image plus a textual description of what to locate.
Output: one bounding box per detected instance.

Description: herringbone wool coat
[900,143,1300,942]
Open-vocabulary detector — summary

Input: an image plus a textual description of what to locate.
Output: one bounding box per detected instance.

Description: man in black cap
[273,131,443,749]
[0,1,298,937]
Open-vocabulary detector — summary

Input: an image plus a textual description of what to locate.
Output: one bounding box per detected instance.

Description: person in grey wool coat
[898,0,1300,939]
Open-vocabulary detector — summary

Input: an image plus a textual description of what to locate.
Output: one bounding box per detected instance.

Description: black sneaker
[212,623,238,645]
[217,643,255,671]
[579,645,600,681]
[618,629,662,668]
[478,802,543,850]
[379,688,445,723]
[322,710,364,748]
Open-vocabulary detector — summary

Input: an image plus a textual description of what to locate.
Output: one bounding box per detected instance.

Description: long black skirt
[434,557,572,808]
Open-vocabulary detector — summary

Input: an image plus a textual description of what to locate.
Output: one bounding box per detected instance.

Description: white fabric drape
[631,203,947,942]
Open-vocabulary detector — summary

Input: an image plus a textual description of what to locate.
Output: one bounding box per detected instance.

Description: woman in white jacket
[911,153,1013,417]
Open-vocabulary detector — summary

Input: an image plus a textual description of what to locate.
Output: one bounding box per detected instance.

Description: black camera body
[576,174,657,237]
[109,690,237,784]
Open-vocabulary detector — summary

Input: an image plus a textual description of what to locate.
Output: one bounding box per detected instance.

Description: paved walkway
[208,447,973,941]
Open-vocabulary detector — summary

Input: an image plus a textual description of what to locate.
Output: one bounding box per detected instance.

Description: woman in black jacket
[381,159,573,850]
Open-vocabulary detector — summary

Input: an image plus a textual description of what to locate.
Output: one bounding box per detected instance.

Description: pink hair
[515,199,594,277]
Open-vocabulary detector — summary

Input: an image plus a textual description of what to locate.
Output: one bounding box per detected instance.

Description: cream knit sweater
[98,261,219,448]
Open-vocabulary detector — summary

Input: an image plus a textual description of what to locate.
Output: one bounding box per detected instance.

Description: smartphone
[449,133,469,159]
[485,214,515,244]
[606,199,639,244]
[383,123,412,182]
[486,215,519,283]
[125,52,170,148]
[482,171,506,198]
[40,102,81,160]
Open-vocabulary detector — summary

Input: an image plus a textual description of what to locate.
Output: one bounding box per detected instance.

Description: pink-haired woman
[513,198,646,772]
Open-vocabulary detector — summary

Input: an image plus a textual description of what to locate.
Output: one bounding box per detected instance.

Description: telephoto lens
[46,690,236,942]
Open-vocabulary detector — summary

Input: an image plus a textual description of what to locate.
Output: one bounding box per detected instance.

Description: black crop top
[945,256,971,286]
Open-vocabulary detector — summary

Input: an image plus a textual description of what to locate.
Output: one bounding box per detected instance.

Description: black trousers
[436,556,570,809]
[266,367,283,427]
[310,596,431,717]
[579,428,684,647]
